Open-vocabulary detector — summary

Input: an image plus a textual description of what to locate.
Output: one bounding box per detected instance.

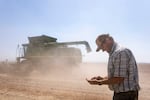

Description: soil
[0,63,149,100]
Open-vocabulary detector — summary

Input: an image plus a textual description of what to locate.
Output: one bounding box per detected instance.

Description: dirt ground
[0,63,149,100]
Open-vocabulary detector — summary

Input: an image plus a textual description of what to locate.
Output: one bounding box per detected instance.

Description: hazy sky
[0,0,150,63]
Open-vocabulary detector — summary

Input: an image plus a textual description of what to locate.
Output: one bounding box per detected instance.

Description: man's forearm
[98,77,124,85]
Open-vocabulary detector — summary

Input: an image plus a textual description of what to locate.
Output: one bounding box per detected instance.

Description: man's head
[96,34,114,53]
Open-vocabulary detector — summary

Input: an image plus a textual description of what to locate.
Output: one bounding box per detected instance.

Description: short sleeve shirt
[108,42,140,93]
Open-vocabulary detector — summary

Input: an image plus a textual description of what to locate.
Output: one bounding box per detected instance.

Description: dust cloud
[0,58,108,81]
[0,61,109,94]
[29,61,108,83]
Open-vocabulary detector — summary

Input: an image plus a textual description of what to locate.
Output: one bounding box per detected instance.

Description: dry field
[0,63,149,100]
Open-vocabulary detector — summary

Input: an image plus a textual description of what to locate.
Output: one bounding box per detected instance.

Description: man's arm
[99,77,124,85]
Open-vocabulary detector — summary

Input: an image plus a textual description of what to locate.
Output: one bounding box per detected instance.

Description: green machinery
[15,35,91,74]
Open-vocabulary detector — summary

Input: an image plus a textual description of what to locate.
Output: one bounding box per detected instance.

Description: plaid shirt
[108,42,140,93]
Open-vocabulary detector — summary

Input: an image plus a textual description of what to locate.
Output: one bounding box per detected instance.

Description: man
[86,34,140,100]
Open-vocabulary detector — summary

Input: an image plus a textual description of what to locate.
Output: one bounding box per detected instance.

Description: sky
[0,0,150,63]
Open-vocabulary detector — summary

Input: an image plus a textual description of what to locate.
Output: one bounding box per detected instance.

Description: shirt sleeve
[113,50,130,78]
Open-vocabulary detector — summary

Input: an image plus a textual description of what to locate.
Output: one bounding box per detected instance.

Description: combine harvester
[11,35,92,75]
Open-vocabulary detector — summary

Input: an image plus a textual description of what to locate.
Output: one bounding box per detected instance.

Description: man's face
[96,37,113,53]
[96,39,102,50]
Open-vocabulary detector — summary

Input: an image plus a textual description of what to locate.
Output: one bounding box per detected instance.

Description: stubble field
[0,63,149,100]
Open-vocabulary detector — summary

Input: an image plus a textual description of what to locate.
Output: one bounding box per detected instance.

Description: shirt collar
[109,42,117,56]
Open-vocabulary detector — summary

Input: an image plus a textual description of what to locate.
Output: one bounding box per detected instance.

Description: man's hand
[86,78,102,85]
[91,76,103,80]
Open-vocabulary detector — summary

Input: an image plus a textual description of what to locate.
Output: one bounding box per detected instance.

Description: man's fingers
[97,76,103,80]
[91,77,97,80]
